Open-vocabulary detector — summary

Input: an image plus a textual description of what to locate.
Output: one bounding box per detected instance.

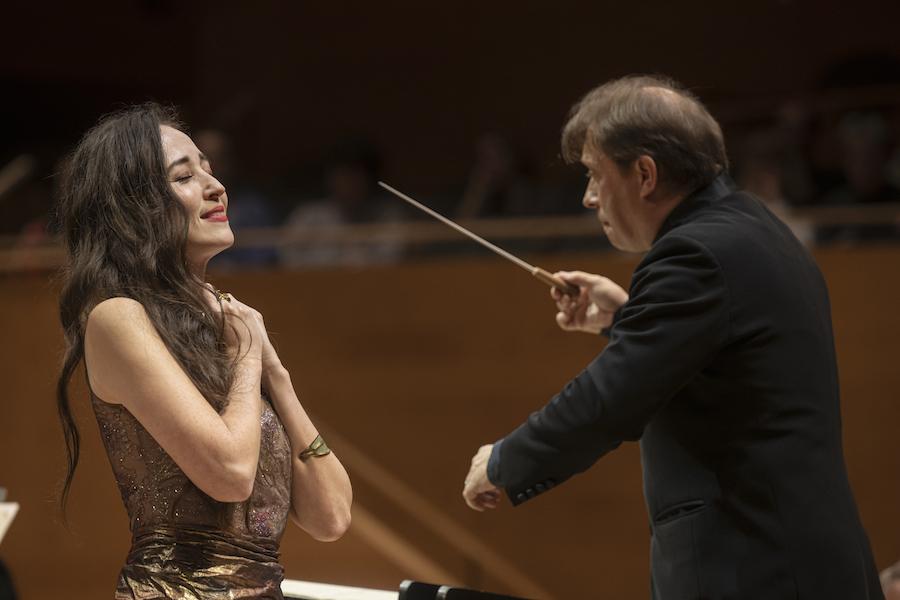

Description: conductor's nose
[583,182,599,209]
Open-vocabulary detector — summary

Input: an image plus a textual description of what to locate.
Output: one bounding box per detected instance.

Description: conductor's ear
[634,155,658,200]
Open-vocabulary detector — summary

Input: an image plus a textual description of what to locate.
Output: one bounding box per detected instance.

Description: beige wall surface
[1,246,898,599]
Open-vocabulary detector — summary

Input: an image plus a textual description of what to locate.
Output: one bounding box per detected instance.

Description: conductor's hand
[551,270,628,335]
[463,444,502,512]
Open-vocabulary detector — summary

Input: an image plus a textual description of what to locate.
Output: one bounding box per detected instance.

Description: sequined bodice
[92,391,293,599]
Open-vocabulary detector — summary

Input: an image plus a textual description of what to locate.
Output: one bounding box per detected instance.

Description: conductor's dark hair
[561,74,729,195]
[54,102,237,522]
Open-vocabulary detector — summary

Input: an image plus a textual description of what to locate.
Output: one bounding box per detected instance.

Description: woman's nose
[205,174,226,200]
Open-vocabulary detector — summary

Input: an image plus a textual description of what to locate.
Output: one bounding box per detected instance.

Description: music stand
[399,580,442,600]
[399,580,536,600]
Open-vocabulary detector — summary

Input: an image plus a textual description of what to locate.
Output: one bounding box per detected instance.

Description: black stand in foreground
[399,580,537,600]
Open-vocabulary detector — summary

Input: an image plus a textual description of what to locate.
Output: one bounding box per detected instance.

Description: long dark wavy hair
[55,102,237,520]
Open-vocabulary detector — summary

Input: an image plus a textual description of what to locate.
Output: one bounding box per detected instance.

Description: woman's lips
[201,206,227,222]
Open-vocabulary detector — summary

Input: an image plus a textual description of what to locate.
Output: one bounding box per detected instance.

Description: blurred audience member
[280,136,405,268]
[454,133,542,218]
[817,111,900,243]
[772,100,818,206]
[195,128,278,267]
[735,128,814,246]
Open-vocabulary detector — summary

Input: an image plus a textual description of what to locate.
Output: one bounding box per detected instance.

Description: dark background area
[2,0,900,235]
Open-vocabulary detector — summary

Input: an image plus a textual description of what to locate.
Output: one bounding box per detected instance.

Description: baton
[378,181,580,298]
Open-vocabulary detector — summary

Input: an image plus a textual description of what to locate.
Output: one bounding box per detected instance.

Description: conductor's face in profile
[580,141,665,254]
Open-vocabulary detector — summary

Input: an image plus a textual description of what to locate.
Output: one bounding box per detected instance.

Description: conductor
[462,75,883,599]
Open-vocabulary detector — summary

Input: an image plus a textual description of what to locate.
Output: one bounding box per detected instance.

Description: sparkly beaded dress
[92,391,293,600]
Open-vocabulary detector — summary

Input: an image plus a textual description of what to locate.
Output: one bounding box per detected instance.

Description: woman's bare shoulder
[89,296,146,320]
[85,298,166,375]
[86,297,157,337]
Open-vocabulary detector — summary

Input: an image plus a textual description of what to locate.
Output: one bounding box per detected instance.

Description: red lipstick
[201,206,228,222]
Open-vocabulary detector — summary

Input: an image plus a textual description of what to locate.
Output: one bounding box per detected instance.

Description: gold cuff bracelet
[299,434,331,460]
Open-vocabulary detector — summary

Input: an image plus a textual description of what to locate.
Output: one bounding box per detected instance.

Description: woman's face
[160,125,233,272]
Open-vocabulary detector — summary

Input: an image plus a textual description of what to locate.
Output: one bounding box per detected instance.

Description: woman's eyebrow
[167,152,208,172]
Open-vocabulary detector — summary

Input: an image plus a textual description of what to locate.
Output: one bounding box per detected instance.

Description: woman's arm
[84,295,265,502]
[260,344,352,542]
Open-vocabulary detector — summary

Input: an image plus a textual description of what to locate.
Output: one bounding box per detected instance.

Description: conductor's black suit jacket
[497,176,883,599]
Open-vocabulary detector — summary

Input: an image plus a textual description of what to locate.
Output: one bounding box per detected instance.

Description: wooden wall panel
[0,246,898,599]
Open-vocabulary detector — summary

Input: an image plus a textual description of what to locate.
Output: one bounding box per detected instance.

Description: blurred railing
[2,203,899,276]
[789,202,900,227]
[0,214,608,276]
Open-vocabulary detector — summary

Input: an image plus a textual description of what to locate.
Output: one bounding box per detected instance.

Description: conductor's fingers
[556,291,583,315]
[556,310,578,331]
[478,490,502,510]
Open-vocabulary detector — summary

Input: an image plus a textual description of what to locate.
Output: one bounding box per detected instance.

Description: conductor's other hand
[463,444,502,512]
[551,270,628,334]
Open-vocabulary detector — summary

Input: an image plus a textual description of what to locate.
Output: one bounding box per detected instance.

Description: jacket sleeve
[500,234,731,506]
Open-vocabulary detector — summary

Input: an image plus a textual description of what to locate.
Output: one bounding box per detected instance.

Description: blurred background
[2,0,900,598]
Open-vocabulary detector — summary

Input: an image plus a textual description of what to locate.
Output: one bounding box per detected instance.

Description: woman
[55,102,352,599]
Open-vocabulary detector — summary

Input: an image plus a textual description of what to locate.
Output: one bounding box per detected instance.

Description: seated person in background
[454,133,542,218]
[194,128,279,267]
[280,136,405,268]
[817,111,900,243]
[735,129,814,246]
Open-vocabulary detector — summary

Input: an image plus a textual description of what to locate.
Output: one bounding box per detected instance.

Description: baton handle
[532,268,580,298]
